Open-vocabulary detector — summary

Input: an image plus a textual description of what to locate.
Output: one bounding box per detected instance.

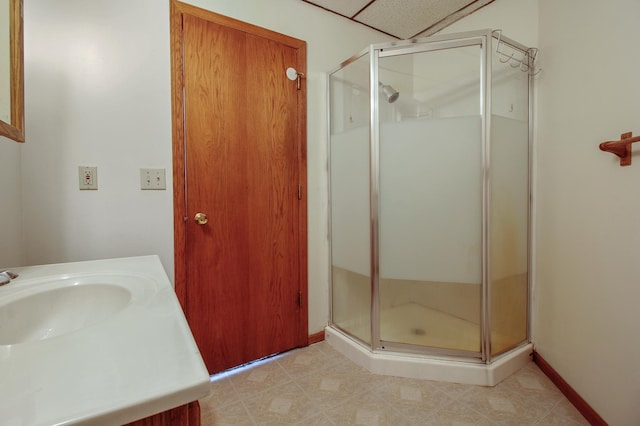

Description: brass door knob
[194,212,208,225]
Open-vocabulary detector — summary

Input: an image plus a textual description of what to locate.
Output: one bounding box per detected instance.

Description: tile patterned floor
[199,341,588,425]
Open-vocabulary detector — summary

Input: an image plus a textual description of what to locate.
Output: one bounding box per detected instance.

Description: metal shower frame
[327,29,534,365]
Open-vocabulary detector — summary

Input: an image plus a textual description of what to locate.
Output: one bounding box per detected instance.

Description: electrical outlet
[140,168,166,190]
[79,166,98,190]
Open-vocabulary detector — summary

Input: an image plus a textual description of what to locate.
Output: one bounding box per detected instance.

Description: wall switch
[79,166,98,190]
[140,168,166,190]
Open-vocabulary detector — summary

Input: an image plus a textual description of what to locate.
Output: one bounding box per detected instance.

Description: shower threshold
[325,325,532,387]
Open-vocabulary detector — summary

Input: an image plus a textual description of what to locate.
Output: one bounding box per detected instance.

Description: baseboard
[308,330,325,345]
[533,351,607,425]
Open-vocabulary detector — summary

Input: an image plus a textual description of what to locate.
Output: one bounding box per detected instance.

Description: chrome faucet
[0,270,18,286]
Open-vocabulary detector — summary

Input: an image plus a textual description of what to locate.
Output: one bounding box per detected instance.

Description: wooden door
[170,2,308,374]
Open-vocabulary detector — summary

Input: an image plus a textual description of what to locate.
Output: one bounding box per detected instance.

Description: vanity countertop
[0,255,210,426]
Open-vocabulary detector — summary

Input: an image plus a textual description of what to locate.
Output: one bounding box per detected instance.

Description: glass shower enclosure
[329,30,532,363]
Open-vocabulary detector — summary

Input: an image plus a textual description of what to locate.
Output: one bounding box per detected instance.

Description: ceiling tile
[303,0,372,18]
[355,0,475,39]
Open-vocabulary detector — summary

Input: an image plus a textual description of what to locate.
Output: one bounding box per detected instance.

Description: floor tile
[200,400,254,426]
[198,342,589,426]
[201,377,240,409]
[296,363,371,411]
[324,390,414,426]
[372,375,456,421]
[424,401,494,425]
[292,412,335,425]
[459,385,555,425]
[228,359,291,400]
[277,344,339,380]
[536,399,591,425]
[242,382,316,425]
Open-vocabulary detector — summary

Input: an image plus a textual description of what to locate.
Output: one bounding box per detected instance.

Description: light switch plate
[140,168,166,190]
[79,166,98,190]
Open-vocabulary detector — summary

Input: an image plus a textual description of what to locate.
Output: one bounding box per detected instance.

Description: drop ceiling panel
[302,0,495,39]
[303,0,371,18]
[355,0,474,39]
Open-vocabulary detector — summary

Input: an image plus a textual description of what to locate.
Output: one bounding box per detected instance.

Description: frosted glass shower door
[329,54,372,344]
[378,45,483,353]
[489,39,530,356]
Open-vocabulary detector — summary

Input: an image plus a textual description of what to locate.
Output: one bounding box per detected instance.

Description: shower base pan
[337,302,523,354]
[325,326,532,386]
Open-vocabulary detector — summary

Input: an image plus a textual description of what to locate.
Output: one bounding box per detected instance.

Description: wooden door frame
[169,0,308,347]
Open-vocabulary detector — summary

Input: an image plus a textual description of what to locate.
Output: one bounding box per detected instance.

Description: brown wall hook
[599,132,640,166]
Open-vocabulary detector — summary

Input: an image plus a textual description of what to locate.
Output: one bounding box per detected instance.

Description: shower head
[379,82,399,103]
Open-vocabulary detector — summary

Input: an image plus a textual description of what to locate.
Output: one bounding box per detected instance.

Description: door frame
[169,0,308,347]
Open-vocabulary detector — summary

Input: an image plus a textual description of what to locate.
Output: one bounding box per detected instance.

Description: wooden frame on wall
[0,0,25,142]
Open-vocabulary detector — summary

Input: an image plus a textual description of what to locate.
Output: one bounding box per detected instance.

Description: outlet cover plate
[140,168,166,190]
[79,166,98,190]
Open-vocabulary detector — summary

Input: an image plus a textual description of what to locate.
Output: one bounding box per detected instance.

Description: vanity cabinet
[125,401,200,426]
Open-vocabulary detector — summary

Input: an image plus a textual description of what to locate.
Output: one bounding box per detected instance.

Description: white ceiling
[301,0,494,39]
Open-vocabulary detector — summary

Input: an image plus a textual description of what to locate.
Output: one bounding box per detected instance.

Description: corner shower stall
[327,30,535,385]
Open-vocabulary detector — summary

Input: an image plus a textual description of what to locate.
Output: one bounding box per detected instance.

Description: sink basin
[0,256,211,426]
[0,282,132,345]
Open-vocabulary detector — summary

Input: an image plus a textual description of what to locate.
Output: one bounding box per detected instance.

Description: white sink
[0,281,131,345]
[0,256,210,426]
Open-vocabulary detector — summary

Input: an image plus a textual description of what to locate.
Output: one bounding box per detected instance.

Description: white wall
[0,138,24,267]
[22,0,175,278]
[0,0,23,268]
[448,0,640,422]
[535,1,640,423]
[19,0,391,334]
[439,0,539,48]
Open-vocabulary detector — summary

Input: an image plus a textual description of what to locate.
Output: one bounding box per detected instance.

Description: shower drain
[412,328,427,336]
